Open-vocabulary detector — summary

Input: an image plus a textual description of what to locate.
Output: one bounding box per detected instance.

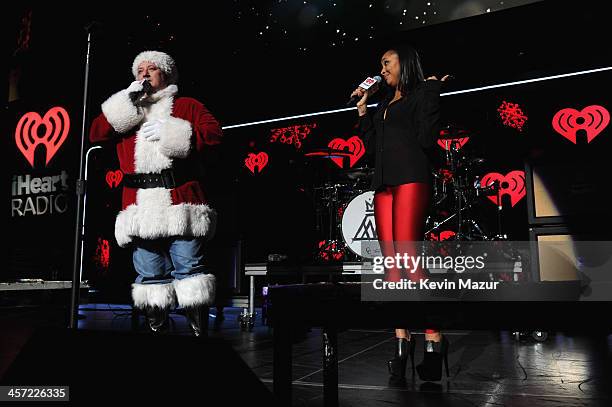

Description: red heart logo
[245,152,269,173]
[552,105,609,144]
[15,107,70,168]
[481,170,526,208]
[327,136,365,168]
[437,137,469,151]
[105,170,123,188]
[429,230,456,241]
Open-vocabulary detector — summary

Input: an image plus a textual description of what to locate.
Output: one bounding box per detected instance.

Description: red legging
[374,182,436,334]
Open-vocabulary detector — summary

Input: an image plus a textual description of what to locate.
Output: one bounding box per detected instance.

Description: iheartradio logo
[15,107,70,168]
[106,170,123,188]
[552,105,609,144]
[245,152,269,174]
[328,136,365,168]
[481,170,526,208]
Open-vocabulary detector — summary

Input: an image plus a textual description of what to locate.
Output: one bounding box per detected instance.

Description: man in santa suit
[90,50,222,336]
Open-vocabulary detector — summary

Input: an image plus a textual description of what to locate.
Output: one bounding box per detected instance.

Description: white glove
[126,80,145,93]
[140,119,166,142]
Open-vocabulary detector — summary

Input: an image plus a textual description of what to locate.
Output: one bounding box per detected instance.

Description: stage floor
[1,305,611,406]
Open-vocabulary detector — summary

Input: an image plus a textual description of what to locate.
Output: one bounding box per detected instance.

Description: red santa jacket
[89,84,222,247]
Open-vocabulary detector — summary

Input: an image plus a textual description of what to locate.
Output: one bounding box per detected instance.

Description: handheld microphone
[129,80,153,105]
[347,75,382,106]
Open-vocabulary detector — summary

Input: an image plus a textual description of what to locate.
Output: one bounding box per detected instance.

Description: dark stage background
[5,1,612,302]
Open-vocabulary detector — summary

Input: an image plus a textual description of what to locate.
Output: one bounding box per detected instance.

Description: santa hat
[132,50,178,84]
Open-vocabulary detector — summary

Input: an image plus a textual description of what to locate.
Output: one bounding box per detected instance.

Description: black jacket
[358,80,442,190]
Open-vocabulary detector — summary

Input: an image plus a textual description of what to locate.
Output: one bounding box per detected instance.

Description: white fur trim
[113,83,214,248]
[158,117,192,159]
[101,89,144,134]
[132,51,178,84]
[148,84,178,104]
[134,86,178,173]
[114,188,217,247]
[173,274,216,307]
[134,129,173,173]
[132,282,176,309]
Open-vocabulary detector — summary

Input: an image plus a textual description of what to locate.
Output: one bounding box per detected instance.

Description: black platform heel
[388,337,416,380]
[416,335,449,381]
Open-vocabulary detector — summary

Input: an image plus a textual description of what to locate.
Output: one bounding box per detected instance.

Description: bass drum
[341,191,381,259]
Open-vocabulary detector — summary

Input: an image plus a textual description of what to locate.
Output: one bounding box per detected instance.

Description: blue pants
[132,238,207,284]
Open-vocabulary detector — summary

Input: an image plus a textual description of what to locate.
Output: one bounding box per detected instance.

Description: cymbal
[313,182,350,190]
[343,165,372,171]
[304,148,353,158]
[339,166,374,179]
[469,157,485,165]
[439,125,470,139]
[475,183,499,196]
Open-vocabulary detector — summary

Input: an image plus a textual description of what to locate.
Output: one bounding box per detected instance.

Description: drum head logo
[341,191,381,258]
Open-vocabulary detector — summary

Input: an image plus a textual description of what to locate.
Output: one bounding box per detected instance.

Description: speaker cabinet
[529,226,580,282]
[525,159,608,227]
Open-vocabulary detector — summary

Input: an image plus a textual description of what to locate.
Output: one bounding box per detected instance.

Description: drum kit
[305,125,505,262]
[309,149,374,262]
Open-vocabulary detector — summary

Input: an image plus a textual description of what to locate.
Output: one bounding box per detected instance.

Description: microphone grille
[373,75,382,82]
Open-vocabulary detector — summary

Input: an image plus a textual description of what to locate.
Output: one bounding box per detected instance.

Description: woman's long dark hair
[387,45,425,96]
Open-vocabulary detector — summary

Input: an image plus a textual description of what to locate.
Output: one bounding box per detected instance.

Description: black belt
[123,169,193,189]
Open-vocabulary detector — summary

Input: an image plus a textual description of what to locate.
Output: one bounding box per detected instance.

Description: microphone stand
[69,22,97,329]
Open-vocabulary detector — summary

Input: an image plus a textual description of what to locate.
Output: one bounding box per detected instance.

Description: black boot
[144,306,170,334]
[416,335,449,381]
[185,305,209,337]
[388,337,416,381]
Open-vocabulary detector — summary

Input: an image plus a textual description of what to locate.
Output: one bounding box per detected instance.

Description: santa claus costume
[90,50,223,335]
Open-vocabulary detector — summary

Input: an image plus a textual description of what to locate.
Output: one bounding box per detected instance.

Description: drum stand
[314,182,348,261]
[427,140,491,240]
[492,181,507,240]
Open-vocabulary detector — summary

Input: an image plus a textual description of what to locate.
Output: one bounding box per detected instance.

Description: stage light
[220,67,612,130]
[269,123,317,149]
[498,101,528,132]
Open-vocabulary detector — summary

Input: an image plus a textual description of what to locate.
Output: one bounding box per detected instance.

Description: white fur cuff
[115,208,136,247]
[158,117,192,159]
[132,282,176,309]
[173,274,216,308]
[114,194,217,248]
[101,89,144,134]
